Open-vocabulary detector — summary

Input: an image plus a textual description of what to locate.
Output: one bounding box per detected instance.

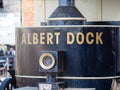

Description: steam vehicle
[15,0,120,90]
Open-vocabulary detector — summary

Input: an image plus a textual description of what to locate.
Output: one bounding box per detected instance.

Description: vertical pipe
[59,0,75,6]
[6,58,9,77]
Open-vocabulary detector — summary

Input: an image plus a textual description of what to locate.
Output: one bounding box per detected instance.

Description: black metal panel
[86,21,120,76]
[48,20,85,25]
[85,21,120,25]
[16,26,117,90]
[116,28,120,74]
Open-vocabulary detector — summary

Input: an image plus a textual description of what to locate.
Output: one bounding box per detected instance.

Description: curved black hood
[48,0,86,25]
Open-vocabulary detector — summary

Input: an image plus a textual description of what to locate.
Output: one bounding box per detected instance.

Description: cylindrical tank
[15,0,119,90]
[16,25,118,90]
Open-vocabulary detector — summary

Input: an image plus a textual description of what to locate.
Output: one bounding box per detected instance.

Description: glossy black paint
[116,28,120,75]
[48,19,85,25]
[86,21,120,75]
[16,26,117,90]
[86,21,120,25]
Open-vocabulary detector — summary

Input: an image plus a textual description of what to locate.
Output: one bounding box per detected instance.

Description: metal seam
[16,25,120,28]
[15,75,120,80]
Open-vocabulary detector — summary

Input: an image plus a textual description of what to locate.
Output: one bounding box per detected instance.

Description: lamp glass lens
[43,56,53,66]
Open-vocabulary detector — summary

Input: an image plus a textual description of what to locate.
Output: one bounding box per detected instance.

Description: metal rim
[39,53,55,70]
[16,25,120,28]
[47,17,86,21]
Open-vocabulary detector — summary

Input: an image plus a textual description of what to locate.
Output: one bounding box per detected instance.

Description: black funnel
[48,0,86,25]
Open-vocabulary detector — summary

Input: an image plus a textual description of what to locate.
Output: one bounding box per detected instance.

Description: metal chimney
[48,0,86,25]
[59,0,75,6]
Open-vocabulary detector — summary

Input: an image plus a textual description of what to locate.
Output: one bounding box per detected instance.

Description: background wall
[102,0,120,21]
[34,0,120,26]
[0,0,20,44]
